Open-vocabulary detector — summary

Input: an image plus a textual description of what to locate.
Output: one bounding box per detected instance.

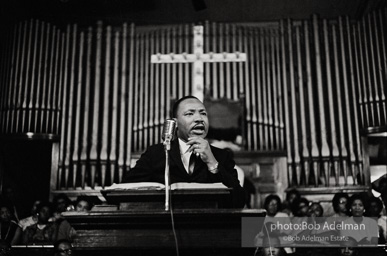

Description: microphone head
[162,119,177,141]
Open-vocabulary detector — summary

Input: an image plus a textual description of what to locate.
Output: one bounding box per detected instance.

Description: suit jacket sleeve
[121,144,164,183]
[210,147,247,208]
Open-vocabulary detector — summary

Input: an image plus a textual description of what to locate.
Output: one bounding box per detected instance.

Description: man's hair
[35,200,53,214]
[171,96,200,118]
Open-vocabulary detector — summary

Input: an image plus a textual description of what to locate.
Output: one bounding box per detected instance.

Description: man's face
[368,201,381,217]
[176,98,209,141]
[0,207,11,222]
[38,206,51,224]
[297,202,309,217]
[55,198,67,213]
[263,247,281,256]
[55,241,73,256]
[340,247,357,256]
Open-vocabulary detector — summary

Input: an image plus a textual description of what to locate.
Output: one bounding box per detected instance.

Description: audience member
[264,195,288,218]
[74,197,92,213]
[22,201,57,245]
[54,239,74,256]
[0,239,11,256]
[52,194,73,221]
[0,203,21,245]
[307,202,324,217]
[339,246,358,256]
[375,177,387,216]
[56,218,76,242]
[254,236,286,256]
[0,188,19,222]
[292,197,309,217]
[18,200,41,231]
[282,189,300,216]
[366,196,387,244]
[331,192,349,217]
[340,194,379,245]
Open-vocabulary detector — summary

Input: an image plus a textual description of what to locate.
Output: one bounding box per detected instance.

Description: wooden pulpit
[63,208,265,256]
[62,188,266,256]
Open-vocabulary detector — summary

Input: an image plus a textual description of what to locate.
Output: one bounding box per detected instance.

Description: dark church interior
[0,0,386,255]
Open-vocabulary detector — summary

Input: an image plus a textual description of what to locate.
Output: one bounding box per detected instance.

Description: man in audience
[18,200,41,231]
[0,239,11,256]
[22,201,57,245]
[54,239,74,256]
[0,202,21,245]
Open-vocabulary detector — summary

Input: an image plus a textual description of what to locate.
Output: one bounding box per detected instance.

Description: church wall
[0,8,386,201]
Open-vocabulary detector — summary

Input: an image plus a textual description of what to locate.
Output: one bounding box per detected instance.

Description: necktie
[188,153,196,174]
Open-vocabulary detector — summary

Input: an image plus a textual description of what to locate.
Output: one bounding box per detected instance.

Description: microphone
[162,119,176,150]
[162,119,176,211]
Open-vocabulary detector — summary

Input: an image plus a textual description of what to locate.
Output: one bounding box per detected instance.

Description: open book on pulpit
[101,182,232,210]
[104,182,228,191]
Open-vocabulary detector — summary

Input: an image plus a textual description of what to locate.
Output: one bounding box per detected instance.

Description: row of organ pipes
[0,10,386,190]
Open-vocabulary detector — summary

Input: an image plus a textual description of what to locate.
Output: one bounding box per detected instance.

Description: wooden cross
[151,25,247,102]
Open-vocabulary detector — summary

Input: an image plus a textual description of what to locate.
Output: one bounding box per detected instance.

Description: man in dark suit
[122,96,246,207]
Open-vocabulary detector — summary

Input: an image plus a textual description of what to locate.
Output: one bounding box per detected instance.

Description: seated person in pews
[366,196,386,244]
[52,194,73,221]
[281,189,300,217]
[308,202,324,217]
[22,201,58,245]
[255,195,292,253]
[340,194,379,246]
[0,202,22,245]
[74,197,92,213]
[122,96,246,208]
[331,192,349,217]
[18,200,41,231]
[54,239,74,256]
[254,236,286,256]
[0,239,11,256]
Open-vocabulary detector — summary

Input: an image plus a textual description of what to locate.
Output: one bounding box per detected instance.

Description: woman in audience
[264,195,288,218]
[255,195,293,255]
[331,192,349,217]
[340,194,379,246]
[22,201,57,245]
[0,202,21,245]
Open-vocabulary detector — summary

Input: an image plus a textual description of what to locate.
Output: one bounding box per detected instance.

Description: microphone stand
[163,135,172,211]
